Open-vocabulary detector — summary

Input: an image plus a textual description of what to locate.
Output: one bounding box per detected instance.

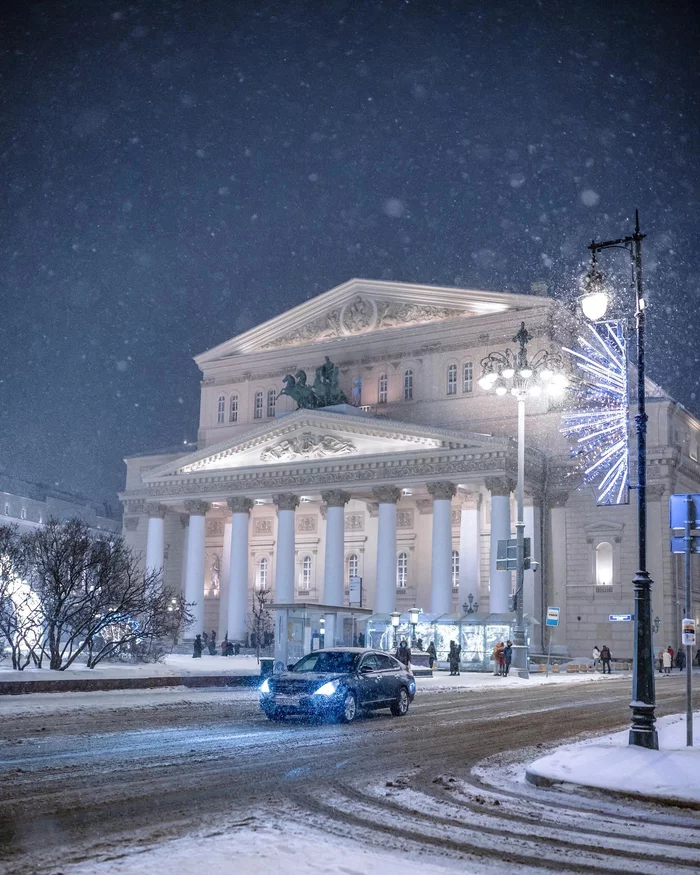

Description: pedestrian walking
[592,645,601,672]
[662,648,672,675]
[208,630,217,655]
[675,649,686,671]
[192,634,203,658]
[503,640,513,677]
[427,641,437,669]
[600,644,612,674]
[448,640,461,676]
[396,639,412,668]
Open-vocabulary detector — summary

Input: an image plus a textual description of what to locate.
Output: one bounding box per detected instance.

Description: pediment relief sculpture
[260,296,468,350]
[260,432,356,463]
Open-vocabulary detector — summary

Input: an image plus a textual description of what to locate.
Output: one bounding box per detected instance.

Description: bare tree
[0,525,43,670]
[21,518,194,671]
[247,586,273,662]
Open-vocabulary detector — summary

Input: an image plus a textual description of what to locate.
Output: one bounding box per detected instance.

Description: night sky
[1,0,698,512]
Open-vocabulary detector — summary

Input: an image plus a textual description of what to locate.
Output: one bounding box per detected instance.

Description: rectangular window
[229,396,238,422]
[463,361,473,393]
[217,395,225,424]
[447,364,457,396]
[254,391,263,420]
[378,374,388,404]
[267,389,276,418]
[403,370,413,401]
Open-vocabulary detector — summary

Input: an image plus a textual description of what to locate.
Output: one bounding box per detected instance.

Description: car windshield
[291,651,359,673]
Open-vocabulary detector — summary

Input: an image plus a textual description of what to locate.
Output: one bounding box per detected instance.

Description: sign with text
[545,606,560,627]
[348,576,362,607]
[682,618,696,646]
[609,614,632,622]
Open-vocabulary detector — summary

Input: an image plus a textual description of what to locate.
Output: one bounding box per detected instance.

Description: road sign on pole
[669,494,696,747]
[545,607,560,627]
[682,618,696,647]
[609,614,632,622]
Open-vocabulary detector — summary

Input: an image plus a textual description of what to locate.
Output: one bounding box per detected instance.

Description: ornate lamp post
[409,607,422,646]
[579,211,658,750]
[462,593,479,614]
[390,611,401,649]
[479,323,567,677]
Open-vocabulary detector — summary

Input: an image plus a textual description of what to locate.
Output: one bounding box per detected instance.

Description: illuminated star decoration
[561,321,629,506]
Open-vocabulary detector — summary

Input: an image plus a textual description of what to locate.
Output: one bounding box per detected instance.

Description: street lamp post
[579,211,658,750]
[390,611,401,649]
[409,607,421,647]
[479,325,567,678]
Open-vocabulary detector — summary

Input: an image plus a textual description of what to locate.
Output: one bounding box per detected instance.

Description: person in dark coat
[448,640,461,676]
[503,640,513,677]
[427,641,437,669]
[208,630,217,655]
[192,634,203,658]
[675,648,686,670]
[396,639,411,668]
[600,644,612,674]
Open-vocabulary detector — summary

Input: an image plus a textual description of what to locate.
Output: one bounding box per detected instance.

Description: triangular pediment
[142,409,507,480]
[195,278,546,363]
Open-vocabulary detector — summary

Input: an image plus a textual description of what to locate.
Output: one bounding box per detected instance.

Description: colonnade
[142,477,525,642]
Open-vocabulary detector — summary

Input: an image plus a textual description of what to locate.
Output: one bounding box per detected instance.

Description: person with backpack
[600,644,612,674]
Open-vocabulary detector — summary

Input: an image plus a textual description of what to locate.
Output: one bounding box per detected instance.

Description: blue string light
[561,321,629,506]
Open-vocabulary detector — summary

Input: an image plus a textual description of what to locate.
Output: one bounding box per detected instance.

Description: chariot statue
[279,358,348,409]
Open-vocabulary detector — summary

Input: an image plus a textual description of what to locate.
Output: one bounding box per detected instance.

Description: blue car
[259,647,416,723]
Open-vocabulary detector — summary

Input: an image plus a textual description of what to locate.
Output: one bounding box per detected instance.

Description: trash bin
[259,657,275,678]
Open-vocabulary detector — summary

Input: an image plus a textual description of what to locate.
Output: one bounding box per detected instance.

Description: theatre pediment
[195,278,531,361]
[142,409,506,481]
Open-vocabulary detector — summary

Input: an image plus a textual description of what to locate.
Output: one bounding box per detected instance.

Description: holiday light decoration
[561,320,629,506]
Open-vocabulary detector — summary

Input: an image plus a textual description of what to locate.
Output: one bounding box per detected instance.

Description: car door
[357,653,383,706]
[376,653,402,702]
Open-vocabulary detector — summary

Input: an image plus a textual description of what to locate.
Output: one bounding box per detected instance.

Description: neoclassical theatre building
[120,279,700,663]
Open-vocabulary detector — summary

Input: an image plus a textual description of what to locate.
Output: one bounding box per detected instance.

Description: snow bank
[526,711,700,806]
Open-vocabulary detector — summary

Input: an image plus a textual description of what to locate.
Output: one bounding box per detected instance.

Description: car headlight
[408,681,416,694]
[313,679,340,696]
[260,678,270,694]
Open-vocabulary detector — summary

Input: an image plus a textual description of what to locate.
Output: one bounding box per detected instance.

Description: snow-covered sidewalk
[526,711,700,807]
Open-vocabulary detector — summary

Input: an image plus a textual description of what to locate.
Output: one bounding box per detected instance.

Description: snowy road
[0,676,698,873]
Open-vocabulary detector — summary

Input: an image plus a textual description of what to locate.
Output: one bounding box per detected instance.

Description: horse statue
[279,370,317,409]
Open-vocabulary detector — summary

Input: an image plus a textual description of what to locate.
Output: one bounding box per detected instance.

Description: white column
[524,495,543,651]
[428,481,456,615]
[226,497,252,643]
[273,493,299,665]
[458,489,482,611]
[549,492,569,654]
[218,515,233,639]
[322,491,349,647]
[179,514,189,596]
[486,478,514,614]
[184,500,210,638]
[145,504,167,579]
[373,486,401,614]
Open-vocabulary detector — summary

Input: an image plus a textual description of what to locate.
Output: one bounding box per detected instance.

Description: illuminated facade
[119,279,700,659]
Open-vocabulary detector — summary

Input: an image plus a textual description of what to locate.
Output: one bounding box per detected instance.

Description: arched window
[451,550,459,589]
[447,363,457,396]
[396,551,408,589]
[267,388,276,418]
[595,541,613,587]
[217,395,226,424]
[347,553,359,581]
[256,557,268,589]
[463,361,473,393]
[403,369,413,401]
[254,390,264,420]
[229,394,239,422]
[378,373,388,404]
[299,555,312,590]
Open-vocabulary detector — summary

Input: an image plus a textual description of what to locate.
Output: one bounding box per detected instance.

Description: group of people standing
[492,641,513,676]
[591,645,613,674]
[659,645,686,674]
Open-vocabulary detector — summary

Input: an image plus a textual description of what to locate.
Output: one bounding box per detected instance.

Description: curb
[0,673,262,696]
[524,767,700,811]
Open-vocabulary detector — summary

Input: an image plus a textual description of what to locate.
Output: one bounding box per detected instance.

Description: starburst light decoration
[561,320,629,506]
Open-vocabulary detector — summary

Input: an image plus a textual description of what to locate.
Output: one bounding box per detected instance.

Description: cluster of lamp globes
[477,362,569,399]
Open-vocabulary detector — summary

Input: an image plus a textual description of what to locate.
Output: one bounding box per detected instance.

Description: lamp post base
[511,644,529,679]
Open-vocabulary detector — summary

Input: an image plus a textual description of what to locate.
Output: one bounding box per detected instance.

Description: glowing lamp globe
[581,291,609,321]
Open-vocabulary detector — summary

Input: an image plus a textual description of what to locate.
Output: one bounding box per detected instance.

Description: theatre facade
[120,278,700,665]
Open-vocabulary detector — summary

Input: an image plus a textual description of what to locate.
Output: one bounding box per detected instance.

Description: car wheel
[339,691,358,723]
[390,687,410,717]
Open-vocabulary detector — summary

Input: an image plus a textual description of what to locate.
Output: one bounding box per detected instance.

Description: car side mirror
[287,664,296,671]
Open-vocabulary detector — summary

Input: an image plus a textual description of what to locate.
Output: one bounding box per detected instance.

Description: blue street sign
[545,606,560,627]
[609,614,632,622]
[669,493,700,531]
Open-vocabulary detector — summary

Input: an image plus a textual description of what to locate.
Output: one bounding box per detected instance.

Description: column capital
[146,503,168,519]
[227,496,253,514]
[457,488,482,509]
[484,477,515,498]
[427,481,457,501]
[184,500,210,516]
[123,499,146,515]
[646,483,666,501]
[321,490,350,509]
[524,490,543,506]
[372,485,401,505]
[179,513,190,528]
[274,493,300,512]
[548,491,569,508]
[124,517,139,531]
